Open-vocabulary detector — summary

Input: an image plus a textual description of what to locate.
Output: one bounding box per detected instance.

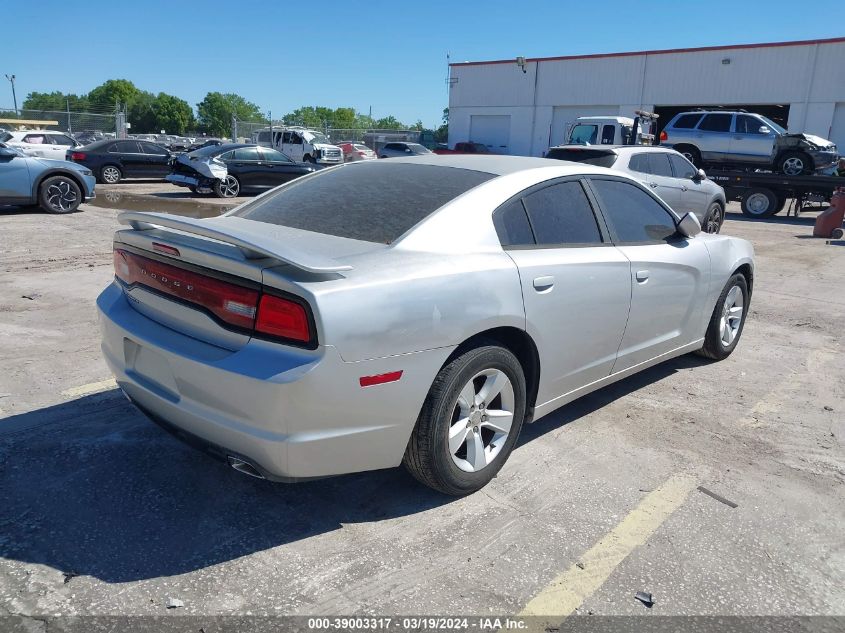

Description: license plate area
[124,338,180,402]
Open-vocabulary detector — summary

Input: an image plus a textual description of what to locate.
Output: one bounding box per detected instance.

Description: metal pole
[5,74,17,114]
[268,110,272,148]
[67,98,72,134]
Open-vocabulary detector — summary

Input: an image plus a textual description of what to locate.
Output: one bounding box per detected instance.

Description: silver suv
[662,111,839,176]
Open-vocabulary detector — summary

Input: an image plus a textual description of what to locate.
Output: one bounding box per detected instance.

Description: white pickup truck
[252,126,343,165]
[566,112,657,146]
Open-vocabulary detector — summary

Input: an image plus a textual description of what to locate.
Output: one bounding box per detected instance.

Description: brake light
[659,131,668,142]
[71,152,87,161]
[255,294,311,343]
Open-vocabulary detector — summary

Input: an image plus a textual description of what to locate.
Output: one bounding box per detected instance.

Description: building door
[469,115,510,154]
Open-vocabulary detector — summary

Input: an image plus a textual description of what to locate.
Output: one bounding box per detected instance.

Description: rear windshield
[232,162,495,244]
[545,148,617,168]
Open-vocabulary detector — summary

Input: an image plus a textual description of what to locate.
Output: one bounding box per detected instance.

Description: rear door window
[140,142,167,155]
[233,162,494,244]
[628,153,650,174]
[590,179,678,244]
[521,181,603,246]
[671,113,704,129]
[493,200,535,247]
[697,114,732,132]
[233,147,260,161]
[647,153,674,177]
[22,134,47,144]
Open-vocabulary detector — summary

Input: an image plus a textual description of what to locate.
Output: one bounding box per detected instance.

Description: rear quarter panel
[700,234,755,311]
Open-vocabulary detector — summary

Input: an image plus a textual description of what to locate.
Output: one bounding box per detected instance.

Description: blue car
[0,142,96,213]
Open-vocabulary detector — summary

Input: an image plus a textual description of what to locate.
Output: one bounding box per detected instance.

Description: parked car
[98,155,754,495]
[0,142,95,213]
[546,145,727,233]
[338,142,377,162]
[661,110,839,176]
[67,139,173,184]
[378,142,433,158]
[0,130,80,160]
[167,143,316,198]
[433,142,492,155]
[188,138,224,152]
[253,127,344,165]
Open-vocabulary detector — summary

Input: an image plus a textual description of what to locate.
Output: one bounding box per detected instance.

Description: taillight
[113,248,314,346]
[659,131,668,142]
[71,152,87,161]
[255,294,311,343]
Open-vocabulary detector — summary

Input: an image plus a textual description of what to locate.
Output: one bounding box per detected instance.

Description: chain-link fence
[0,108,117,136]
[231,119,431,150]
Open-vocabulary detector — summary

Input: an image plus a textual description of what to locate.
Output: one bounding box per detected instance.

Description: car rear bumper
[97,281,448,481]
[166,173,200,187]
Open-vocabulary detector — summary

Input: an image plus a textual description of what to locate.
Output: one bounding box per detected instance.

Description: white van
[566,115,656,146]
[253,126,343,165]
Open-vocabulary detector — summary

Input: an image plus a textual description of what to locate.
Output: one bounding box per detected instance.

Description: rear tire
[741,188,779,218]
[213,175,240,198]
[99,165,122,184]
[675,145,701,167]
[703,202,724,233]
[38,175,82,214]
[696,273,749,360]
[403,344,526,496]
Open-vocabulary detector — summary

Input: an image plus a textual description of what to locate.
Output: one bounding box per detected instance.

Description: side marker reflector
[359,371,403,388]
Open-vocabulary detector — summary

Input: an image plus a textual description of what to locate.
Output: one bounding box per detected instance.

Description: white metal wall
[448,40,845,156]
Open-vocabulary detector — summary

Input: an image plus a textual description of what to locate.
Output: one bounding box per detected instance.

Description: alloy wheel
[448,369,515,473]
[220,175,239,197]
[705,205,723,233]
[102,166,121,183]
[719,285,744,347]
[782,156,805,176]
[46,179,79,212]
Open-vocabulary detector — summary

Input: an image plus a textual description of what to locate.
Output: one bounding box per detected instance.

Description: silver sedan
[97,155,754,495]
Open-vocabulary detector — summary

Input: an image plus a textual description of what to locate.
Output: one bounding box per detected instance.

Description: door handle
[636,270,649,283]
[648,182,658,188]
[681,185,688,191]
[533,276,555,291]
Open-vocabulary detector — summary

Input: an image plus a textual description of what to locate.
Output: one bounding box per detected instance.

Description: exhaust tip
[227,456,265,479]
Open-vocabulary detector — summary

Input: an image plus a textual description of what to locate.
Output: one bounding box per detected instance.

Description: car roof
[548,144,680,154]
[386,154,591,176]
[574,116,632,122]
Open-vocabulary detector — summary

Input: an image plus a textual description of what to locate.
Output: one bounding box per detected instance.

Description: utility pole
[268,110,272,148]
[4,74,17,115]
[66,98,72,134]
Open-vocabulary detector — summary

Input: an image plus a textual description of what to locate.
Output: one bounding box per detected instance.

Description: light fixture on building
[722,58,731,65]
[516,56,528,73]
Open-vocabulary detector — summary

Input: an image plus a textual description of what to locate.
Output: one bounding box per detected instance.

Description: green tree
[88,79,141,111]
[0,109,17,120]
[197,92,263,136]
[410,119,424,131]
[152,93,195,134]
[374,115,404,130]
[126,91,157,133]
[23,91,90,112]
[434,107,448,143]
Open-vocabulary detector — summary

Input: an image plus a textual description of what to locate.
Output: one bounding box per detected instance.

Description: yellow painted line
[519,473,698,621]
[60,378,117,398]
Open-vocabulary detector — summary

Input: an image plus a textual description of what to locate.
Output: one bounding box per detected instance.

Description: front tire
[777,151,813,176]
[403,344,526,496]
[38,176,82,214]
[214,175,240,198]
[703,202,724,233]
[696,273,749,360]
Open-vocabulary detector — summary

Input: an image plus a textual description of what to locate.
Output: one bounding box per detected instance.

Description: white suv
[252,127,343,165]
[547,145,727,233]
[0,130,80,160]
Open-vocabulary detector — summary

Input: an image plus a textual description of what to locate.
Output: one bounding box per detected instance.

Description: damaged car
[167,144,316,198]
[661,111,839,176]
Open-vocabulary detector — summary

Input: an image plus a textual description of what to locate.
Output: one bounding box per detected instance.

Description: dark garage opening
[652,104,790,135]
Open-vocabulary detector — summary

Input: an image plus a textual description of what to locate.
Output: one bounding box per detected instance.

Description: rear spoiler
[118,211,353,274]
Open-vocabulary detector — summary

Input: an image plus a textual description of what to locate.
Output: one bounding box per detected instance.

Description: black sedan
[67,139,173,184]
[167,143,316,198]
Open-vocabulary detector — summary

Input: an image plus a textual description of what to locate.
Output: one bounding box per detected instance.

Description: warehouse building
[447,37,845,157]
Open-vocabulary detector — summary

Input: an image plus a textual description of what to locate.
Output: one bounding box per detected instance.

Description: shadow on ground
[0,354,705,584]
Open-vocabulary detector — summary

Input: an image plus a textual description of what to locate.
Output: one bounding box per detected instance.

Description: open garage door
[469,115,510,154]
[550,106,619,147]
[653,104,790,135]
[830,103,845,153]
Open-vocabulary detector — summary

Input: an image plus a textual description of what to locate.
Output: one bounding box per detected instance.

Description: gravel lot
[0,184,843,625]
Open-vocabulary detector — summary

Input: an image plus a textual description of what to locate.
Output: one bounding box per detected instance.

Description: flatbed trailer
[708,169,845,218]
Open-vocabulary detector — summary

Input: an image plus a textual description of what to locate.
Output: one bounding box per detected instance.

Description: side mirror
[0,147,18,158]
[759,126,770,134]
[693,168,706,181]
[678,212,702,238]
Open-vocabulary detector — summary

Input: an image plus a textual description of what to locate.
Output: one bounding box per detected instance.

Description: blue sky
[4,0,844,128]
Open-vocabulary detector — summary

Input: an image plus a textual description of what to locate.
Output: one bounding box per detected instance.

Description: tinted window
[591,179,678,243]
[233,163,495,244]
[545,148,617,168]
[669,154,697,179]
[22,134,47,144]
[569,124,598,145]
[601,125,615,144]
[494,200,534,247]
[140,142,167,155]
[521,181,602,246]
[257,131,270,142]
[648,153,673,177]
[260,148,293,162]
[384,143,402,150]
[628,153,649,173]
[735,115,767,134]
[698,114,732,132]
[233,147,260,160]
[217,151,235,160]
[672,113,703,129]
[49,134,76,146]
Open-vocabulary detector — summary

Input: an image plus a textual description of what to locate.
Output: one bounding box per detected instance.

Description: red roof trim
[449,36,845,67]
